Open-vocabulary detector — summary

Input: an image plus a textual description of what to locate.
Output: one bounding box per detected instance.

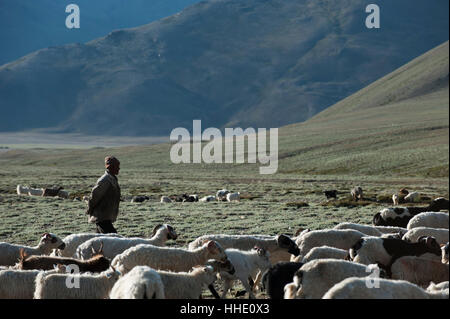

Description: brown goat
[18,242,110,272]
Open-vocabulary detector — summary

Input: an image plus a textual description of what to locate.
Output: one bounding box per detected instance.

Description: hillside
[0,0,448,136]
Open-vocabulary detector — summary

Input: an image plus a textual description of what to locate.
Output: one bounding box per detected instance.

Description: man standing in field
[86,156,121,233]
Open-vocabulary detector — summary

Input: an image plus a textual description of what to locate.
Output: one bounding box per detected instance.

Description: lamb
[216,189,230,201]
[442,242,449,264]
[76,224,177,260]
[111,240,228,274]
[350,236,442,269]
[295,229,366,258]
[109,266,165,299]
[226,192,240,202]
[188,234,300,265]
[390,256,449,287]
[287,259,384,299]
[34,266,122,299]
[322,277,449,299]
[219,247,271,299]
[301,246,348,263]
[160,196,172,203]
[0,266,65,299]
[261,262,303,299]
[199,195,216,202]
[351,186,363,201]
[402,227,449,245]
[0,233,65,266]
[407,212,449,230]
[373,197,449,228]
[17,245,110,272]
[56,232,123,257]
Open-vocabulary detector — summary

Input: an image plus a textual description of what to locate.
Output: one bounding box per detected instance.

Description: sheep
[160,196,172,203]
[188,233,300,265]
[28,187,44,196]
[0,266,65,299]
[199,195,216,202]
[76,224,177,260]
[226,192,240,202]
[219,247,271,299]
[322,277,449,299]
[17,184,28,195]
[182,194,199,202]
[427,281,449,292]
[111,240,228,274]
[333,222,383,237]
[295,229,366,258]
[442,242,449,264]
[392,194,399,205]
[373,197,449,228]
[216,189,230,201]
[0,233,65,266]
[56,232,123,257]
[301,246,348,263]
[351,186,363,201]
[390,256,449,287]
[287,259,384,299]
[407,212,449,230]
[323,190,337,200]
[34,266,122,299]
[260,262,303,299]
[131,196,149,203]
[350,236,442,270]
[42,186,64,197]
[402,227,449,245]
[17,245,110,272]
[404,191,420,203]
[109,266,165,299]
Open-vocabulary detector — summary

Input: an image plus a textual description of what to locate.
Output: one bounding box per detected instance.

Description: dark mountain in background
[0,0,200,65]
[0,0,448,136]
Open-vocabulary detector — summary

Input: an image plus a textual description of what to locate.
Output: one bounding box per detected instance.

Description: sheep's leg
[239,277,256,299]
[221,280,232,299]
[208,284,221,299]
[253,270,263,292]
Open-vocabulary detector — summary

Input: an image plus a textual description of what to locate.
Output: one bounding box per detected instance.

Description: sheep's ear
[97,241,104,255]
[19,248,27,260]
[206,241,217,252]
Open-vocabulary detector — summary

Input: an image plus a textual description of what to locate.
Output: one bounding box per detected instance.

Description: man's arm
[86,178,110,215]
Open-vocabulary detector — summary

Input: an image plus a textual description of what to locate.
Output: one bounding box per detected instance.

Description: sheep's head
[151,224,178,240]
[253,246,271,268]
[38,233,65,251]
[372,212,386,226]
[105,265,122,280]
[277,234,300,256]
[417,236,441,256]
[205,241,228,262]
[205,259,235,275]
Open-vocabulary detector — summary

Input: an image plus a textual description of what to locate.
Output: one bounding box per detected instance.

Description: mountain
[0,0,200,65]
[277,41,449,177]
[0,0,448,136]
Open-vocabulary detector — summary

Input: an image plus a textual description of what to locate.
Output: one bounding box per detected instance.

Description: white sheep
[34,267,121,299]
[295,229,366,258]
[0,233,65,266]
[427,281,449,292]
[160,196,172,203]
[219,247,271,299]
[390,256,449,288]
[226,192,240,202]
[402,227,449,245]
[322,277,449,299]
[216,189,230,201]
[333,223,383,236]
[200,195,216,202]
[111,240,228,274]
[404,192,420,203]
[28,187,44,196]
[109,266,165,299]
[407,212,449,230]
[76,224,177,260]
[301,246,348,263]
[0,266,65,299]
[55,233,123,257]
[290,259,383,299]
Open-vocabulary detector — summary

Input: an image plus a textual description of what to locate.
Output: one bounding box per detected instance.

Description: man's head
[105,156,120,176]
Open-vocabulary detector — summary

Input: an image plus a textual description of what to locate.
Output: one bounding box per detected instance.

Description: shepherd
[86,156,121,233]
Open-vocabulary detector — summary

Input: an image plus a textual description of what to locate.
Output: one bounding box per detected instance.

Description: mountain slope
[0,0,200,65]
[0,0,448,136]
[277,41,449,177]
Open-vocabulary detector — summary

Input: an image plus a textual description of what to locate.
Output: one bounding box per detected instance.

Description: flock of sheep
[0,186,449,299]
